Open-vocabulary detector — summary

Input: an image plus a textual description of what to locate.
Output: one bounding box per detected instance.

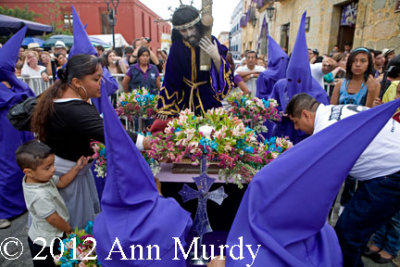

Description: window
[100,11,112,34]
[305,17,310,32]
[63,12,72,31]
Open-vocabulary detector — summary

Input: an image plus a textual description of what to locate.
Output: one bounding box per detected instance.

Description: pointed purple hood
[93,86,192,266]
[0,26,34,97]
[68,6,97,58]
[67,6,118,111]
[227,98,400,266]
[285,11,328,104]
[256,35,289,99]
[267,12,328,143]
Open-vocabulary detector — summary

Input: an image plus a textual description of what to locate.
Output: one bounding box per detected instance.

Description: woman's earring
[80,86,88,100]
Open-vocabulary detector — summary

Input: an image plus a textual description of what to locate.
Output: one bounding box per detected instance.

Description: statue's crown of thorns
[154,0,206,29]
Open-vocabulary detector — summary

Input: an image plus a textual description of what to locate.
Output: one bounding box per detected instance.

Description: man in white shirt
[286,93,400,267]
[310,56,338,88]
[234,50,265,97]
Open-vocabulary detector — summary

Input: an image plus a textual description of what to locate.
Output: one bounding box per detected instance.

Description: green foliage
[38,0,72,38]
[0,5,41,21]
[0,5,42,43]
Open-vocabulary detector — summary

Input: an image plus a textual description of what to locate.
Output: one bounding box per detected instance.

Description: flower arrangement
[89,140,161,178]
[54,221,101,266]
[115,88,157,122]
[147,108,292,188]
[226,92,281,133]
[89,141,106,178]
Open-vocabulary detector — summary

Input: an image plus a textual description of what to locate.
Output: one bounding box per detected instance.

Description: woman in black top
[31,55,145,228]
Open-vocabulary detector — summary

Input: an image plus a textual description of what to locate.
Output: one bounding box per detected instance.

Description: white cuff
[135,134,145,151]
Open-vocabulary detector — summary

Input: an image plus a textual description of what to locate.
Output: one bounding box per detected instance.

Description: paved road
[0,211,398,267]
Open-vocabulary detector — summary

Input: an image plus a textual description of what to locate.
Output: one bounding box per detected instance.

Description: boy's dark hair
[15,140,53,170]
[286,93,319,118]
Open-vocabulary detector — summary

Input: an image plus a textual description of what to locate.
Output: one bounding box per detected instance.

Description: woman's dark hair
[171,6,204,43]
[345,47,374,82]
[137,46,150,59]
[387,54,400,79]
[31,54,101,141]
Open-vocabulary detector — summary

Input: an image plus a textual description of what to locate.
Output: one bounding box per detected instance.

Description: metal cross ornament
[178,156,228,237]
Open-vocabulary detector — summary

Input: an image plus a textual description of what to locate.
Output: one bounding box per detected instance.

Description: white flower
[232,125,245,137]
[184,128,196,140]
[271,152,279,159]
[224,144,232,152]
[199,125,214,138]
[255,98,264,108]
[188,141,199,153]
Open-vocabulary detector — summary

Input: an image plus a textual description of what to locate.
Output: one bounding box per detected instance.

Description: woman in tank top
[330,47,379,107]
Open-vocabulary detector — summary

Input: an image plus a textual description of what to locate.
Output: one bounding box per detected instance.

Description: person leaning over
[15,140,88,267]
[286,93,400,267]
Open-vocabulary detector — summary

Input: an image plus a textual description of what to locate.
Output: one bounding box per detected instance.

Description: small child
[15,140,88,267]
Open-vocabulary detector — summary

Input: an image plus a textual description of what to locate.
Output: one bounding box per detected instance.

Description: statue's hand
[199,37,221,70]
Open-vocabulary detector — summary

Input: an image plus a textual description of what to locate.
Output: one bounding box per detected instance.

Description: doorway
[337,1,358,51]
[280,23,290,52]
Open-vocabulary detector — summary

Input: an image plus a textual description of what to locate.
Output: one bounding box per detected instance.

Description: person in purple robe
[93,84,192,266]
[151,5,233,132]
[225,93,400,267]
[269,11,329,144]
[0,26,35,229]
[256,35,289,100]
[287,93,400,267]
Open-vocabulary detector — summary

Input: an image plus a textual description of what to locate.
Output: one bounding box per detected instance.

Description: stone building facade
[241,0,399,56]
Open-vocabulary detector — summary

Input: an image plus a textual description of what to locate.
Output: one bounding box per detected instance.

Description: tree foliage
[0,5,41,21]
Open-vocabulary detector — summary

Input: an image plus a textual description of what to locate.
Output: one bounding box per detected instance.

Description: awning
[0,14,53,36]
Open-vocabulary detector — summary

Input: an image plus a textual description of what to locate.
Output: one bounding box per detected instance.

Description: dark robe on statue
[0,26,35,219]
[157,36,233,116]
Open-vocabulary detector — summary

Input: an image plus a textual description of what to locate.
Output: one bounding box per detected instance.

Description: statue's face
[179,26,200,47]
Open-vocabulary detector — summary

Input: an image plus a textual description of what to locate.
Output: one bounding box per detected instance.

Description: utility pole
[106,0,120,49]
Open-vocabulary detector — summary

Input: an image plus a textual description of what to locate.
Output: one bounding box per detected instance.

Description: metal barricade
[324,82,336,98]
[17,76,54,95]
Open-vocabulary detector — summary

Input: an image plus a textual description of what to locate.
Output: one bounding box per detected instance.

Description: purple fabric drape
[227,98,400,266]
[93,84,192,266]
